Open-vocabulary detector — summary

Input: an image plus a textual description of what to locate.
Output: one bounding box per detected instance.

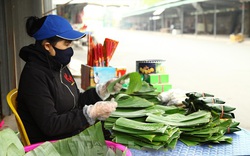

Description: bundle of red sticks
[87,36,119,67]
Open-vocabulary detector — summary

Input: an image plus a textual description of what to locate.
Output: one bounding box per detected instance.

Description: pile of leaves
[104,94,183,150]
[176,92,241,146]
[183,92,241,133]
[105,72,241,150]
[105,73,183,150]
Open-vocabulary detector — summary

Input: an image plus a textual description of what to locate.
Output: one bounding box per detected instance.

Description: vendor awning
[122,0,243,17]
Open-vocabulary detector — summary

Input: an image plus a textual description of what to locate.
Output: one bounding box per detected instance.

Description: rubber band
[220,105,224,118]
[227,127,230,133]
[158,75,161,84]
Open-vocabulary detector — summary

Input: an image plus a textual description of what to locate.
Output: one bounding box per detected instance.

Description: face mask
[53,46,74,66]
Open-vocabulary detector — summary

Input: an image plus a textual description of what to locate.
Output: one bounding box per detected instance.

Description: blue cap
[33,15,86,40]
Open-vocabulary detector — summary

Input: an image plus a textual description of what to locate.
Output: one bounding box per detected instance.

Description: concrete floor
[1,114,18,132]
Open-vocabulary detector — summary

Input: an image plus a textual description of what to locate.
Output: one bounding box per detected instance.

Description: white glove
[96,78,125,100]
[83,99,118,125]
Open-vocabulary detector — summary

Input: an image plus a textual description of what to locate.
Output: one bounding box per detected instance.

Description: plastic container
[24,140,132,156]
[24,140,57,152]
[106,140,132,156]
[0,120,4,129]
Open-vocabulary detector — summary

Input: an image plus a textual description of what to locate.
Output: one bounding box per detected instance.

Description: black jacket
[17,43,102,144]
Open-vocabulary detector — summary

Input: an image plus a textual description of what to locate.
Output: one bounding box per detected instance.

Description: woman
[17,14,123,144]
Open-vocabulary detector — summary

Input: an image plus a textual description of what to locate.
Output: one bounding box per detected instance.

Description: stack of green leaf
[108,72,162,104]
[183,92,241,133]
[105,72,185,150]
[111,117,181,150]
[106,73,240,148]
[129,81,162,104]
[104,98,183,150]
[166,92,241,146]
[146,109,233,146]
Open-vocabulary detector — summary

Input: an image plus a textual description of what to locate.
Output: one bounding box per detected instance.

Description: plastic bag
[158,89,188,107]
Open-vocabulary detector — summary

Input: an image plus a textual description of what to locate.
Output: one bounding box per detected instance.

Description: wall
[0,0,52,118]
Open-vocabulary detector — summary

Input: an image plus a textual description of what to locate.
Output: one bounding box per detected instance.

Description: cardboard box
[152,83,172,92]
[136,60,166,82]
[136,60,166,74]
[81,64,116,90]
[147,73,169,84]
[230,34,244,43]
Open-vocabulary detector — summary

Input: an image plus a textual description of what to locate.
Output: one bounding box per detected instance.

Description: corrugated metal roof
[122,0,242,17]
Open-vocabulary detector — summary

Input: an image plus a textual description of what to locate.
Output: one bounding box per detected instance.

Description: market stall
[2,35,248,155]
[79,36,250,155]
[101,73,250,156]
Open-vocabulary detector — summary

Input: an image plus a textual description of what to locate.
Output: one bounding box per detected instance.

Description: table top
[129,128,250,156]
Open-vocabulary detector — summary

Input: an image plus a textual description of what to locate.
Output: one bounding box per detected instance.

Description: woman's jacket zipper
[60,65,76,110]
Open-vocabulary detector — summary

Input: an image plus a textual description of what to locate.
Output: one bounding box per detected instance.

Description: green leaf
[179,137,200,146]
[184,126,221,135]
[0,128,25,156]
[116,94,154,108]
[207,104,236,112]
[186,92,214,98]
[146,110,211,127]
[110,107,164,118]
[197,97,225,104]
[25,142,60,156]
[107,74,130,93]
[135,81,156,93]
[115,117,165,131]
[125,72,142,94]
[132,134,156,142]
[154,105,186,115]
[107,72,142,94]
[112,124,168,134]
[167,137,179,149]
[26,122,109,156]
[113,133,165,150]
[65,122,107,155]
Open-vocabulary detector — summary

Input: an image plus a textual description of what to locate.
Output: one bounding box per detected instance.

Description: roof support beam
[241,2,245,34]
[213,4,217,36]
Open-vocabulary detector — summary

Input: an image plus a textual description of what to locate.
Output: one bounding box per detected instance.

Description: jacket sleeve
[78,88,103,108]
[17,65,88,138]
